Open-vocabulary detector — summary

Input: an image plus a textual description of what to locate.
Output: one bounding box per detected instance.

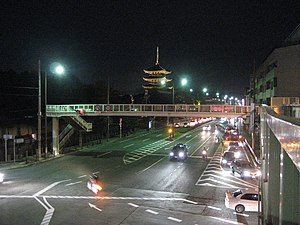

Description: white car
[0,173,4,183]
[225,189,261,213]
[203,125,211,131]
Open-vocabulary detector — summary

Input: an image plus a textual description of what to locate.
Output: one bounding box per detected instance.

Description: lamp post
[38,60,42,161]
[44,64,65,158]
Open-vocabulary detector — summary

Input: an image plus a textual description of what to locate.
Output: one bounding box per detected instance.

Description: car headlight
[234,152,240,158]
[0,173,4,183]
[244,171,250,176]
[222,159,227,164]
[169,152,174,157]
[178,151,185,158]
[256,170,262,176]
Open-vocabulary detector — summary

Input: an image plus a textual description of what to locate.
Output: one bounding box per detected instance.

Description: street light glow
[203,88,208,93]
[55,65,65,75]
[181,78,188,86]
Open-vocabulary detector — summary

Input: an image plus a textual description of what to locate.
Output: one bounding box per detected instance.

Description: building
[142,47,172,103]
[253,23,300,106]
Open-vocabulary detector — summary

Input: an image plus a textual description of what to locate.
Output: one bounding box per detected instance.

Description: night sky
[1,1,300,97]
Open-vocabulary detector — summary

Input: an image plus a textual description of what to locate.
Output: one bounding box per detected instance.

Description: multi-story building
[253,23,300,106]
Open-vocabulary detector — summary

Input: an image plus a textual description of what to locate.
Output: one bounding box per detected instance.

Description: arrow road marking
[89,203,102,212]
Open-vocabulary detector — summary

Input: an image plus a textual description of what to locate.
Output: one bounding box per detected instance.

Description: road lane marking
[78,175,87,178]
[233,212,249,217]
[183,199,198,204]
[33,179,71,196]
[210,216,241,224]
[136,157,165,174]
[207,205,222,211]
[156,134,162,137]
[89,203,102,212]
[142,138,150,142]
[95,151,112,158]
[65,181,82,186]
[146,209,159,215]
[40,208,54,225]
[128,203,139,207]
[124,144,134,148]
[168,217,182,223]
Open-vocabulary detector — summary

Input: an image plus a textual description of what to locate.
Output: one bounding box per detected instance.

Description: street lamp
[38,60,65,160]
[172,78,188,104]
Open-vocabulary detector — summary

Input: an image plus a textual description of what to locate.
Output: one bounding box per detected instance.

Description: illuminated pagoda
[143,47,172,90]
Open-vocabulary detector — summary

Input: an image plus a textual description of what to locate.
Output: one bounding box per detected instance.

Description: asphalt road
[0,122,259,225]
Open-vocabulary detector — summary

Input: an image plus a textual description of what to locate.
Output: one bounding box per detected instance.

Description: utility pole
[107,77,110,140]
[37,60,42,160]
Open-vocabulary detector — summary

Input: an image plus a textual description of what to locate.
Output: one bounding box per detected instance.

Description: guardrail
[46,104,253,118]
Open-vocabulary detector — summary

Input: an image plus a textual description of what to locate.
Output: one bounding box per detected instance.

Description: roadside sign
[15,138,24,143]
[3,134,13,140]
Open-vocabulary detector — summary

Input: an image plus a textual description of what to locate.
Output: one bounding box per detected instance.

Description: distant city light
[203,88,208,93]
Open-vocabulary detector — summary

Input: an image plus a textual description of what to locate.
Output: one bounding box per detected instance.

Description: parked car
[225,188,261,213]
[169,143,188,161]
[231,160,261,179]
[221,151,235,167]
[0,172,4,183]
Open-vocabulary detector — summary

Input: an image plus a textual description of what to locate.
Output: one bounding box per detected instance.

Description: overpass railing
[46,104,253,117]
[260,105,300,224]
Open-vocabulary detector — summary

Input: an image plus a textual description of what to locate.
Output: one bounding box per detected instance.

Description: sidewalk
[0,153,60,171]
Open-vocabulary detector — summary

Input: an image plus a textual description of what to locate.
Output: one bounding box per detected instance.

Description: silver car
[231,160,261,179]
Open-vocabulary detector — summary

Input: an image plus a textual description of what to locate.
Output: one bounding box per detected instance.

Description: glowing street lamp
[181,78,188,86]
[202,87,208,93]
[39,61,65,160]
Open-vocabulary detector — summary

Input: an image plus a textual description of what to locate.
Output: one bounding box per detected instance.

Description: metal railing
[46,104,254,118]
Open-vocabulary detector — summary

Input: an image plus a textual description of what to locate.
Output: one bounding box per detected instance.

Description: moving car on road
[221,151,235,167]
[231,160,261,179]
[225,188,260,213]
[169,143,188,161]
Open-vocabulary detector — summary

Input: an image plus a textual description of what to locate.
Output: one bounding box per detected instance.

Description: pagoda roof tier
[143,64,171,75]
[142,83,172,89]
[143,77,172,82]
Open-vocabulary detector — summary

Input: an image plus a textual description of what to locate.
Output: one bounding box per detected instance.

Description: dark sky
[1,1,300,97]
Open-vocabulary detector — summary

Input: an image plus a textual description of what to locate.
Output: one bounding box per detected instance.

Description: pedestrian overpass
[46,103,253,156]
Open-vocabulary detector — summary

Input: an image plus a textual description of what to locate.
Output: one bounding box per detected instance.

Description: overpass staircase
[59,116,92,149]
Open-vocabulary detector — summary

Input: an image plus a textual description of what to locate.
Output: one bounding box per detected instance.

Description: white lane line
[43,197,53,209]
[96,151,112,157]
[146,209,159,215]
[124,144,134,148]
[128,203,139,208]
[207,205,222,211]
[34,196,49,210]
[156,134,162,137]
[65,181,82,186]
[93,171,100,175]
[233,212,249,217]
[210,216,241,224]
[40,208,54,225]
[142,138,150,142]
[183,199,198,205]
[33,179,71,196]
[136,157,165,174]
[78,175,87,178]
[168,217,182,223]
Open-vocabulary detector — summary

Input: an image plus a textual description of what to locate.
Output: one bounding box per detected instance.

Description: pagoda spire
[155,46,159,65]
